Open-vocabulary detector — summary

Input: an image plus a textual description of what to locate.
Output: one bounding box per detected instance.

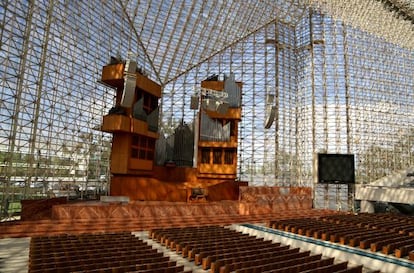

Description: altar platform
[0,186,331,238]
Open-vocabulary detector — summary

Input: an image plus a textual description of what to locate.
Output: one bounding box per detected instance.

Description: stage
[19,186,314,220]
[0,186,328,238]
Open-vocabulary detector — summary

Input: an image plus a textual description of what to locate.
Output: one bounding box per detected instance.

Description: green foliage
[357,128,414,183]
[0,134,112,181]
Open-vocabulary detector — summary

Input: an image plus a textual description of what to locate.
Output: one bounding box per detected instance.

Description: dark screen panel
[318,153,355,184]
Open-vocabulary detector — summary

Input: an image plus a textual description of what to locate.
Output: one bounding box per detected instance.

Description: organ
[100,58,245,202]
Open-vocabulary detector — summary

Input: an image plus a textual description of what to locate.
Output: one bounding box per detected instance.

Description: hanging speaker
[264,94,276,129]
[121,77,136,107]
[190,95,199,109]
[120,59,137,108]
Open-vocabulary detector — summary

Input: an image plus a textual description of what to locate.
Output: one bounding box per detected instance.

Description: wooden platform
[51,201,240,220]
[0,186,326,238]
[0,202,338,239]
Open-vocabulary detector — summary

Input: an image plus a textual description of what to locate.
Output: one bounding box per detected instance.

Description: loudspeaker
[120,77,136,107]
[190,95,199,109]
[120,60,137,107]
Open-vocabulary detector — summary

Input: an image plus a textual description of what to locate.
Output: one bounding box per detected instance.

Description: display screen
[318,153,355,184]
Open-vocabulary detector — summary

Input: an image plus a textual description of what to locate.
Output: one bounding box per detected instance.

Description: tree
[357,128,414,184]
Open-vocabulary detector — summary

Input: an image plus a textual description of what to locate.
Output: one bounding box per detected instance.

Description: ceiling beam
[379,0,414,24]
[164,17,295,85]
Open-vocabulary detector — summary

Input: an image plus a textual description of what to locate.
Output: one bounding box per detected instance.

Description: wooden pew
[133,264,186,273]
[30,253,168,271]
[181,236,264,258]
[207,246,293,272]
[335,265,363,273]
[382,238,414,255]
[409,250,414,261]
[193,240,283,265]
[160,229,247,248]
[188,236,268,259]
[338,230,379,246]
[157,227,239,246]
[217,250,309,273]
[395,243,414,258]
[261,257,335,273]
[234,254,323,273]
[359,233,397,249]
[300,261,348,273]
[370,235,411,252]
[29,232,180,273]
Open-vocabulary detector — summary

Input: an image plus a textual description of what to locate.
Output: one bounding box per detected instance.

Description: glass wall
[0,0,412,215]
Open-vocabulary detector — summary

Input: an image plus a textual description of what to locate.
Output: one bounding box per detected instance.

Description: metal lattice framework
[0,0,413,215]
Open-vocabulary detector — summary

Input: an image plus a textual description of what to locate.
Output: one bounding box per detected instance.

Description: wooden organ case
[100,62,244,202]
[100,62,161,176]
[197,76,242,181]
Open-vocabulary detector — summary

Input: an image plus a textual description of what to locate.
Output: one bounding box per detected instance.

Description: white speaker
[121,77,136,107]
[264,94,276,129]
[120,60,137,108]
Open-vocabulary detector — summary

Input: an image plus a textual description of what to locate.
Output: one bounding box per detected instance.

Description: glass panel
[213,149,222,164]
[224,149,234,165]
[201,148,210,164]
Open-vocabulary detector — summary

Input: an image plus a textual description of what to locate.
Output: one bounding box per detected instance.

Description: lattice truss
[0,0,413,208]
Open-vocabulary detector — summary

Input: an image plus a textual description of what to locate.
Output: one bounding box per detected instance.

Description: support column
[274,20,280,183]
[2,0,35,214]
[26,0,55,198]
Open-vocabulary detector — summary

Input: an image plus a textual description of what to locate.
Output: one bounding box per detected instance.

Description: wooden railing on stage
[21,197,67,221]
[238,186,313,215]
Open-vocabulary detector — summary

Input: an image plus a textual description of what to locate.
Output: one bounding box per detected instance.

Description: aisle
[0,237,30,273]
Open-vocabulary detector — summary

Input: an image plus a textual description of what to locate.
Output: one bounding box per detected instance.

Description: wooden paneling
[153,166,198,183]
[110,175,240,202]
[199,163,236,175]
[101,115,159,139]
[50,200,242,220]
[101,63,161,178]
[101,64,161,97]
[21,197,67,220]
[201,81,225,91]
[238,186,313,215]
[129,158,153,171]
[101,64,124,87]
[198,141,238,148]
[101,114,130,133]
[201,80,242,91]
[131,119,158,138]
[204,108,241,120]
[136,73,161,98]
[207,180,240,201]
[110,176,187,202]
[110,134,130,174]
[197,79,241,186]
